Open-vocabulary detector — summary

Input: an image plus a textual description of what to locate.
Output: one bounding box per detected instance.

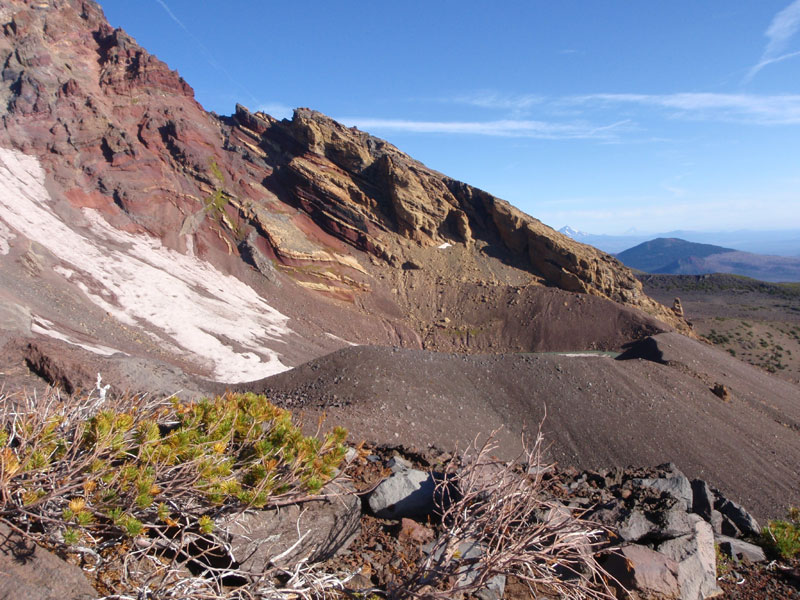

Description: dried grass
[391,428,616,599]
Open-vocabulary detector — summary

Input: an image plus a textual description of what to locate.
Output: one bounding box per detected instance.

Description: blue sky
[100,1,800,235]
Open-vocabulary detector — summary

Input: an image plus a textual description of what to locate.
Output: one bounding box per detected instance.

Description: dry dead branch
[391,428,616,599]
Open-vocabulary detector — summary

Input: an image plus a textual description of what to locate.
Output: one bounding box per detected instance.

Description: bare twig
[391,427,615,599]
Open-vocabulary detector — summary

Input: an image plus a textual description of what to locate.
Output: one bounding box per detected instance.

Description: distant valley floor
[640,274,800,385]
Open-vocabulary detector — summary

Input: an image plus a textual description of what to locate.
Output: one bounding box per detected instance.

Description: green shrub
[0,391,347,547]
[762,507,800,560]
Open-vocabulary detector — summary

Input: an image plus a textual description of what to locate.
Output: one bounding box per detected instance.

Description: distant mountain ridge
[558,225,587,238]
[617,238,736,273]
[617,238,800,282]
[559,226,800,257]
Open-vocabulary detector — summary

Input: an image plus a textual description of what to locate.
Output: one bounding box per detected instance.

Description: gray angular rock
[709,510,724,535]
[657,504,696,540]
[715,497,760,538]
[716,535,767,563]
[387,454,414,473]
[596,501,694,543]
[658,515,720,600]
[603,544,681,599]
[475,574,506,600]
[618,508,657,542]
[633,473,693,509]
[222,492,361,572]
[455,542,505,599]
[690,479,714,521]
[426,538,505,600]
[593,502,643,542]
[368,468,436,519]
[720,515,742,538]
[0,523,96,600]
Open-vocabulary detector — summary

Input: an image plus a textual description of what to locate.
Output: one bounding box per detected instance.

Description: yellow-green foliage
[204,159,231,217]
[205,157,230,214]
[0,392,347,543]
[204,188,230,215]
[209,158,224,183]
[762,506,800,560]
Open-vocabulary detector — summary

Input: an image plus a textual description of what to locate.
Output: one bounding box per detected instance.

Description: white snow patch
[185,234,195,257]
[73,280,136,326]
[0,218,14,255]
[0,147,293,382]
[437,242,453,249]
[53,265,75,279]
[31,316,122,357]
[556,352,612,358]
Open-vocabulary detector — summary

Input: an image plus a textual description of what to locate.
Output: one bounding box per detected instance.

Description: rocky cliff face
[270,108,652,306]
[0,0,687,390]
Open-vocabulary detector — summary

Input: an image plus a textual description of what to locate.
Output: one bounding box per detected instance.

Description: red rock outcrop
[0,0,687,388]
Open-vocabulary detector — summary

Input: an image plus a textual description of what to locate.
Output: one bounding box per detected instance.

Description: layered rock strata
[0,0,686,388]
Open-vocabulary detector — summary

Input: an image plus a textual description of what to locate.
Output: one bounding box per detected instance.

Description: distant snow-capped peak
[559,226,588,238]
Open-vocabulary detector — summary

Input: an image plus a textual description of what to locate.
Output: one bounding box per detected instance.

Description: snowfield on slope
[0,147,292,382]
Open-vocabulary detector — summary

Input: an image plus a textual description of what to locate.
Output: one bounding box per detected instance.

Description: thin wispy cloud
[154,0,188,33]
[574,93,800,125]
[662,184,687,198]
[337,117,631,140]
[765,1,800,56]
[446,92,544,113]
[744,0,800,82]
[378,91,800,147]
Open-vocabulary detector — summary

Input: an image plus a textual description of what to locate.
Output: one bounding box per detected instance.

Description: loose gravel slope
[243,333,800,522]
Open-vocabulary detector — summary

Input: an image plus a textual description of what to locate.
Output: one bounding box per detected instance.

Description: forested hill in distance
[616,237,800,283]
[559,226,800,257]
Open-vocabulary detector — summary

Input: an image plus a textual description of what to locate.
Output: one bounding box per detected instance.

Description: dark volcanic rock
[367,468,437,520]
[690,479,714,521]
[632,470,693,508]
[656,516,720,600]
[594,498,693,543]
[716,535,767,564]
[715,497,761,538]
[17,339,94,394]
[602,544,681,599]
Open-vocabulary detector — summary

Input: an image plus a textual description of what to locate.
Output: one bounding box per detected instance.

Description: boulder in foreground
[0,523,96,600]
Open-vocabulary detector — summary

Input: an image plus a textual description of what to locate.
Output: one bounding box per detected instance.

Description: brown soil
[718,558,800,599]
[237,332,800,523]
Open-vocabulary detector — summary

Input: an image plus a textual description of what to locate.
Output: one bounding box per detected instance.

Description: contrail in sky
[744,0,800,83]
[154,0,188,33]
[153,0,259,106]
